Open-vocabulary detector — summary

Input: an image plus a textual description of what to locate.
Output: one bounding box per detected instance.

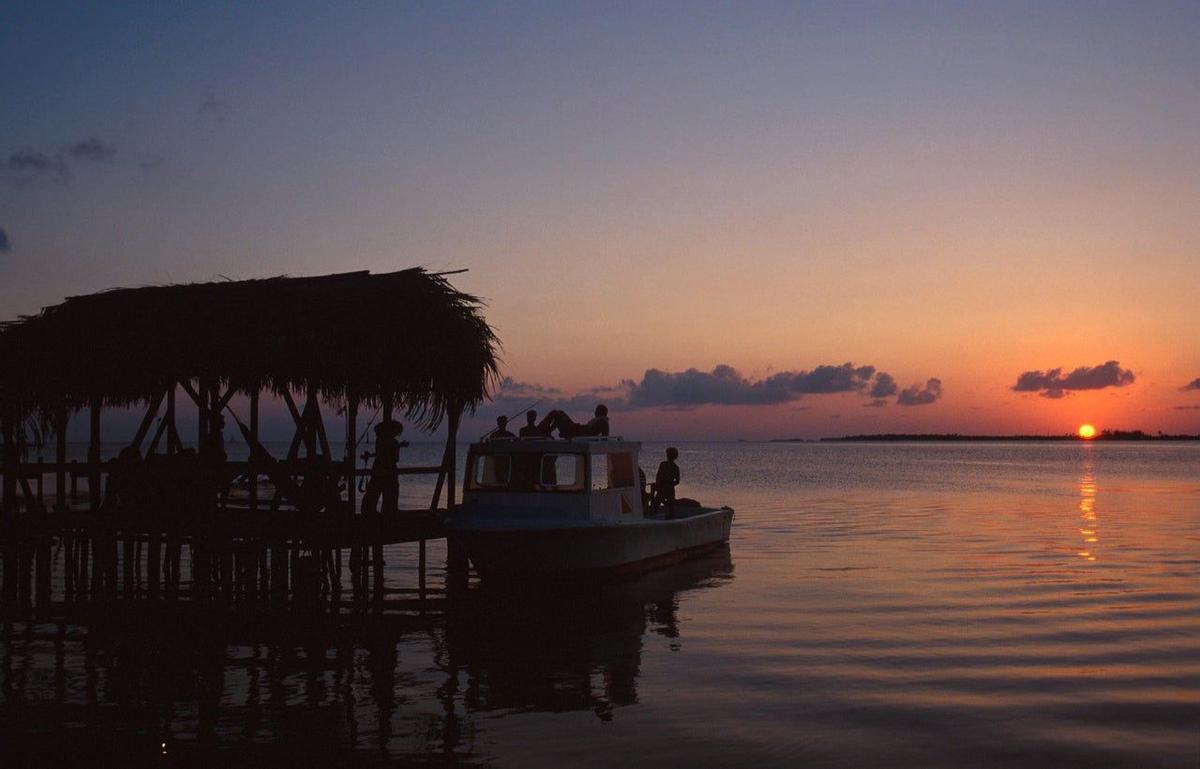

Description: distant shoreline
[790,431,1200,443]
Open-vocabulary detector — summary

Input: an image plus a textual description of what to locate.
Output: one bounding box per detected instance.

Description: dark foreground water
[2,442,1198,767]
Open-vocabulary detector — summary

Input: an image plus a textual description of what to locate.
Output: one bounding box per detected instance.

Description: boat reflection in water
[444,544,734,722]
[0,544,733,765]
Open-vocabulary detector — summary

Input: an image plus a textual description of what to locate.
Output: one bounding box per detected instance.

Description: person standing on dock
[362,420,406,514]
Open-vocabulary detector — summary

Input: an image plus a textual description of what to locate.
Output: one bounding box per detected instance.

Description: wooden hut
[0,268,499,530]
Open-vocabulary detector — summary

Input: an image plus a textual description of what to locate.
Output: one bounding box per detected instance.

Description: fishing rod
[478,400,542,441]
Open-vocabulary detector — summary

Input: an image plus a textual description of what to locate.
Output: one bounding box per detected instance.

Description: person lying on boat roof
[545,404,610,439]
[489,415,515,440]
[519,409,555,438]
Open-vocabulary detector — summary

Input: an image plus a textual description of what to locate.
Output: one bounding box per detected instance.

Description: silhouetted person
[201,413,230,506]
[519,409,554,438]
[547,404,609,439]
[490,415,515,440]
[101,446,143,515]
[653,447,680,518]
[362,421,406,514]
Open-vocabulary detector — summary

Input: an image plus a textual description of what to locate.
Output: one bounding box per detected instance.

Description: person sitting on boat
[361,420,407,514]
[652,447,680,518]
[489,415,516,440]
[546,404,610,439]
[519,409,554,438]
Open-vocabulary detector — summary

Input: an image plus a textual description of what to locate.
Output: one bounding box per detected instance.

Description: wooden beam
[130,388,167,452]
[1,413,16,517]
[249,390,259,512]
[55,406,68,512]
[88,401,101,511]
[345,394,357,514]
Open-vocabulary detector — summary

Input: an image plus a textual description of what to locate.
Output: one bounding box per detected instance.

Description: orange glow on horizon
[1078,424,1097,439]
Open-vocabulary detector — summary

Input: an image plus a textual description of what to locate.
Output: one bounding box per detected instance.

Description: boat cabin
[462,438,646,522]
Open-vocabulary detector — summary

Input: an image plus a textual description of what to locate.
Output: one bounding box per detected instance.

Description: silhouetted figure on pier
[362,420,406,514]
[490,415,515,440]
[201,413,230,507]
[546,404,610,439]
[101,446,144,515]
[519,409,554,438]
[652,447,680,518]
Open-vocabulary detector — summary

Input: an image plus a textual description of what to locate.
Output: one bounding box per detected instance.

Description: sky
[2,1,1199,440]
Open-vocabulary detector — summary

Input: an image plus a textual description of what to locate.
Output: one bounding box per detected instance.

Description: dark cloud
[1013,360,1135,399]
[625,363,895,407]
[483,363,939,416]
[498,377,562,397]
[199,89,231,125]
[139,155,166,170]
[3,148,68,180]
[68,138,116,162]
[1175,405,1200,411]
[1181,378,1200,392]
[864,399,888,408]
[897,378,943,406]
[869,372,897,398]
[0,228,10,252]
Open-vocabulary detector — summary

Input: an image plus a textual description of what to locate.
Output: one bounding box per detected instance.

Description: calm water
[2,442,1198,767]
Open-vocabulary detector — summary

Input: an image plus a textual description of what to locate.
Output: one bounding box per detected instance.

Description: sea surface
[2,441,1198,767]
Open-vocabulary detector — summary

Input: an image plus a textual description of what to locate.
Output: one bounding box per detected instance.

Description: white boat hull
[451,506,734,577]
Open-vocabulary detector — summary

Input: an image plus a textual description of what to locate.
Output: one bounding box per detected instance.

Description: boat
[449,436,734,577]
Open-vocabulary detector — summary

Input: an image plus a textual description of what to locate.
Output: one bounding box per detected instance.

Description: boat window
[591,452,637,490]
[591,454,608,490]
[609,453,636,488]
[471,454,511,489]
[540,454,585,491]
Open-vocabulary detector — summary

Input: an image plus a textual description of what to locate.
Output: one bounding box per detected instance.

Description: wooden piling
[55,406,67,512]
[249,390,260,512]
[88,401,101,511]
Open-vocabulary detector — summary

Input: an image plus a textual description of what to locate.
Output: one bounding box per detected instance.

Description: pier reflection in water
[0,540,733,765]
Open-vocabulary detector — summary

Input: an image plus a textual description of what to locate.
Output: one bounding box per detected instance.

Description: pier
[0,269,499,615]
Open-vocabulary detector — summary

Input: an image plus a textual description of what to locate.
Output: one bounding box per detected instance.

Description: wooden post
[88,400,101,512]
[249,390,259,512]
[1,411,16,517]
[445,401,468,590]
[373,396,393,598]
[55,406,68,512]
[197,378,209,448]
[345,394,357,514]
[166,386,177,454]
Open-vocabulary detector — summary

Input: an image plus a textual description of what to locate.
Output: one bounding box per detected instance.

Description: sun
[1078,424,1097,439]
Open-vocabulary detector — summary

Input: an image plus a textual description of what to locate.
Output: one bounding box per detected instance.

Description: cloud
[624,363,896,407]
[1013,360,1135,399]
[2,148,68,181]
[897,378,943,406]
[0,228,10,252]
[3,137,118,185]
[481,362,941,418]
[199,89,231,125]
[1181,378,1200,392]
[139,155,166,170]
[869,372,897,398]
[67,138,116,162]
[1175,405,1200,411]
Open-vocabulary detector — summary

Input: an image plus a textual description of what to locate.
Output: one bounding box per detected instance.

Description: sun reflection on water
[1078,454,1098,562]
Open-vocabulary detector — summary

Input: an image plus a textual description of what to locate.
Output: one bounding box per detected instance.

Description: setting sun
[1079,424,1097,439]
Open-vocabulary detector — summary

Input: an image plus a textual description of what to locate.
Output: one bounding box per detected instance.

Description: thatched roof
[0,269,500,428]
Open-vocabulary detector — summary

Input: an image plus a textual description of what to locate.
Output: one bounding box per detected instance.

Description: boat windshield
[468,451,586,492]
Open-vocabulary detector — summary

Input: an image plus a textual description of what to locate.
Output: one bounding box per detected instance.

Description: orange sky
[3,4,1199,439]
